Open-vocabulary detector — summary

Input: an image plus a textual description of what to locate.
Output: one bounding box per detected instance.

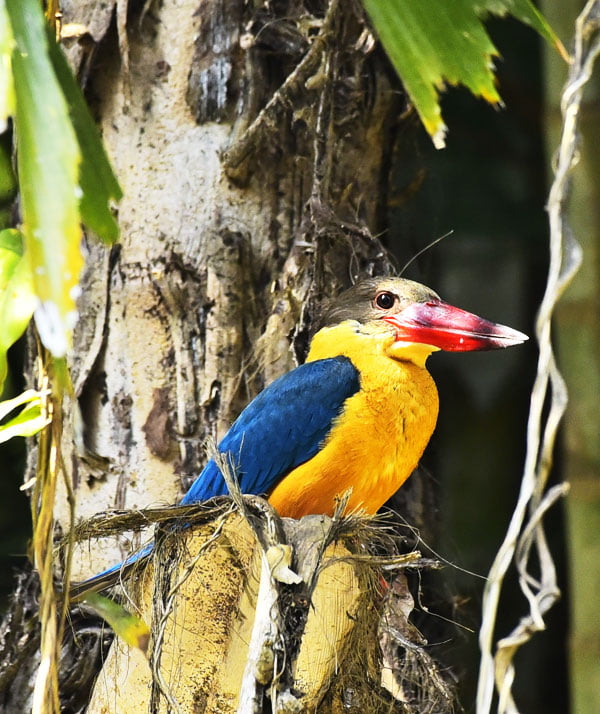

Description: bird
[72,276,527,595]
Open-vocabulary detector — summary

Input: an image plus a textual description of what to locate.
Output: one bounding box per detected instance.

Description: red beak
[382,300,528,352]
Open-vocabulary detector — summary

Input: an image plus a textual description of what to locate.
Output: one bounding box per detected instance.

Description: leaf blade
[0,398,50,442]
[7,0,82,357]
[83,592,150,654]
[0,387,46,419]
[363,0,565,147]
[0,0,15,132]
[46,32,122,244]
[0,229,36,389]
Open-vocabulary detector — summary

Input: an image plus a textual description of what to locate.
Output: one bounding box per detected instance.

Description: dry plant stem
[310,50,333,212]
[476,3,600,712]
[237,553,278,714]
[212,449,288,712]
[31,359,60,714]
[29,351,77,714]
[44,0,59,31]
[306,491,352,593]
[57,394,77,630]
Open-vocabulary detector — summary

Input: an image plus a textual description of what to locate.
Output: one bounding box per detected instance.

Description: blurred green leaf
[47,31,122,244]
[0,141,16,202]
[0,387,45,416]
[83,592,150,654]
[363,0,565,148]
[0,228,36,389]
[7,0,83,358]
[0,396,50,442]
[0,0,15,132]
[0,388,50,447]
[0,227,22,286]
[481,0,559,44]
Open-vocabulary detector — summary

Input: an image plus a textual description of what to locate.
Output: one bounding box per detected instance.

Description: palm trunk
[59,0,399,582]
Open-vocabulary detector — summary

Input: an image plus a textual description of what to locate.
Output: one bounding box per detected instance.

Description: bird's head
[313,277,528,367]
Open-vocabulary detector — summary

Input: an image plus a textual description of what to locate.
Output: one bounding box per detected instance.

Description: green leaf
[7,0,83,357]
[0,396,50,442]
[0,0,15,132]
[363,0,565,148]
[0,141,17,203]
[0,389,50,443]
[83,592,150,654]
[0,228,36,389]
[478,0,560,46]
[0,387,43,420]
[0,227,22,288]
[46,30,122,244]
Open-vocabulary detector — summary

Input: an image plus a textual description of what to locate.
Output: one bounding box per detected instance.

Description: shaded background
[386,17,568,713]
[0,14,572,714]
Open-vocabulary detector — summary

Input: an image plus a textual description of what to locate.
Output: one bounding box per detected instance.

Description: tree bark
[58,0,399,581]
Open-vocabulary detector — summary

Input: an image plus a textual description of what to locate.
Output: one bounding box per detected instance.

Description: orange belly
[268,357,438,518]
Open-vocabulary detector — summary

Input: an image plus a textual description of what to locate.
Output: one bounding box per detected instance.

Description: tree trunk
[60,0,398,581]
[2,1,455,712]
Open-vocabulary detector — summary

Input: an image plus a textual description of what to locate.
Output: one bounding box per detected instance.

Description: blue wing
[71,356,359,597]
[182,355,360,502]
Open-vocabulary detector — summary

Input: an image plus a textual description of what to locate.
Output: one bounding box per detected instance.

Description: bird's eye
[374,291,396,310]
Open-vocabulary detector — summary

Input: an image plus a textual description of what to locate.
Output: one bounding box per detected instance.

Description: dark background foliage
[387,19,568,712]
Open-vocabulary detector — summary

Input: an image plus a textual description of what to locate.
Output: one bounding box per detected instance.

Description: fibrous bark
[56,0,400,580]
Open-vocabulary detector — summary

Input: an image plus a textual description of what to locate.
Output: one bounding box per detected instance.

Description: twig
[237,551,278,713]
[475,3,600,712]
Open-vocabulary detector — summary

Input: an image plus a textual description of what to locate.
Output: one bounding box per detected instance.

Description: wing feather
[182,356,359,503]
[71,357,359,596]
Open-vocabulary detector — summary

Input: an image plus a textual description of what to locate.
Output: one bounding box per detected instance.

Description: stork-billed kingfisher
[73,277,527,593]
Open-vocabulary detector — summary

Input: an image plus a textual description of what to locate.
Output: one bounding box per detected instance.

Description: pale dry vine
[476,2,600,712]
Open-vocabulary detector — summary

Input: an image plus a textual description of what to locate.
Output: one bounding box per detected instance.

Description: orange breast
[268,333,439,518]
